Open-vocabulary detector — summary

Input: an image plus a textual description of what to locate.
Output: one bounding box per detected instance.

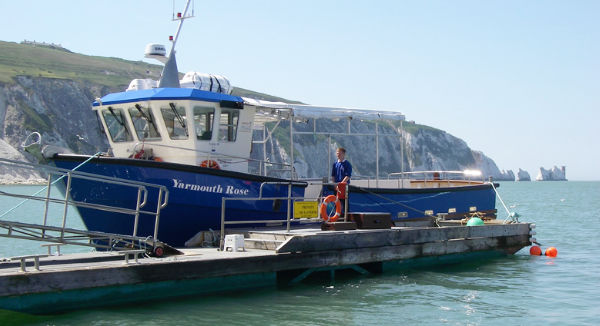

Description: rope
[353,186,450,224]
[141,236,151,258]
[487,181,519,223]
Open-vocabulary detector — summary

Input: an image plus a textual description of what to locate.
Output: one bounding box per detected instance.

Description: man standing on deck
[331,147,352,214]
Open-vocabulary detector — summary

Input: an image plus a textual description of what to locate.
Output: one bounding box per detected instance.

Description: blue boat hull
[50,155,497,247]
[324,183,497,221]
[50,155,307,247]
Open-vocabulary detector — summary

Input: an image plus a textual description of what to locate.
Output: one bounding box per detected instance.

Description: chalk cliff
[0,43,513,183]
[516,168,531,181]
[0,76,110,156]
[536,166,567,181]
[0,76,514,183]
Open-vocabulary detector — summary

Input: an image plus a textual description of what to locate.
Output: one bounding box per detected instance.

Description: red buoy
[529,245,542,256]
[545,247,558,257]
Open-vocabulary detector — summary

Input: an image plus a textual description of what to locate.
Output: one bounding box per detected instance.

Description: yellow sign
[294,201,318,219]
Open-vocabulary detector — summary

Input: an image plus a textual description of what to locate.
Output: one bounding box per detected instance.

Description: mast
[170,0,193,51]
[158,0,194,88]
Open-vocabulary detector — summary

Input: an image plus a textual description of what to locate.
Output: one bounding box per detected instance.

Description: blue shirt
[332,160,352,183]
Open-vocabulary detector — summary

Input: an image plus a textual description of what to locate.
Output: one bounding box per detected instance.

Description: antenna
[158,0,195,88]
[173,0,195,20]
[169,0,195,52]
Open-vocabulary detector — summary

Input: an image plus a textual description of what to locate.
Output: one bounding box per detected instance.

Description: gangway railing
[219,180,320,249]
[0,158,171,256]
[219,196,321,250]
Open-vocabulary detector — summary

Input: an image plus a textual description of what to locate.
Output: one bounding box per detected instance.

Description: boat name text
[172,179,249,195]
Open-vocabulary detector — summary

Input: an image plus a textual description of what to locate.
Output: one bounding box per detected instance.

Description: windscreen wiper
[169,102,188,136]
[108,107,125,127]
[134,104,153,123]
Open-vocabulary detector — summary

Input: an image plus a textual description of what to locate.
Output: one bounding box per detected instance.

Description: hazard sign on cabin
[293,201,318,219]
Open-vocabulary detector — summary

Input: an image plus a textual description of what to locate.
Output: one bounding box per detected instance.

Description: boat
[25,1,498,248]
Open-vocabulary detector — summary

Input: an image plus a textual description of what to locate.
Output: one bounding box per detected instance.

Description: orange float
[320,195,341,222]
[545,247,558,257]
[529,246,542,256]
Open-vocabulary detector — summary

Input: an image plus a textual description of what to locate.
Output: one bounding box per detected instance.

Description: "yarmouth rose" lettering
[172,179,249,196]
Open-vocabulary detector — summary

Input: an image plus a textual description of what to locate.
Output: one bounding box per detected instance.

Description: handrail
[258,181,307,198]
[0,152,103,219]
[387,170,484,187]
[132,141,292,169]
[160,190,169,209]
[388,170,483,180]
[0,157,169,252]
[0,190,160,217]
[219,195,322,250]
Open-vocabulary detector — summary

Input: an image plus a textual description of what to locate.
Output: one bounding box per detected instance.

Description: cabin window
[128,104,161,141]
[161,104,189,140]
[193,106,214,141]
[102,107,133,142]
[218,108,239,142]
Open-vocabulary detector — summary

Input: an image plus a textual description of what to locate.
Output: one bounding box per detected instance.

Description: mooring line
[354,186,450,217]
[487,181,519,223]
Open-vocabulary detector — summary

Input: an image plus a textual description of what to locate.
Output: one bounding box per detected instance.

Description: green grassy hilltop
[0,41,162,87]
[0,40,300,103]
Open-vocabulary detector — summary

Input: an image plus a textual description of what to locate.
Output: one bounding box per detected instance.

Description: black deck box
[347,212,392,229]
[321,221,357,231]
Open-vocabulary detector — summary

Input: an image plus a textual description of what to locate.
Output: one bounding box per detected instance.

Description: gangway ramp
[0,157,180,256]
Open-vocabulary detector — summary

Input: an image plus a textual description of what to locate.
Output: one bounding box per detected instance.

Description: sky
[0,1,598,180]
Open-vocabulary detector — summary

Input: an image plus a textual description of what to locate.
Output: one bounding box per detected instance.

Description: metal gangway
[0,157,173,257]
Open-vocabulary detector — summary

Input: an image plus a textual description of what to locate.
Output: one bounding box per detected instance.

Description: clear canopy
[243,98,405,128]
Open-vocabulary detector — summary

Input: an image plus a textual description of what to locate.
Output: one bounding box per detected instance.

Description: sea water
[0,181,598,325]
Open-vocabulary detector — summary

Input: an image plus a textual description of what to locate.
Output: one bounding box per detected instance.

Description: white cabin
[93,88,254,173]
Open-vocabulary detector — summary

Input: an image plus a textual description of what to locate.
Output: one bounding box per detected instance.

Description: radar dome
[144,44,168,63]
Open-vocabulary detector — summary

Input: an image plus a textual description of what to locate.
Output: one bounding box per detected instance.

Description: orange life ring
[200,160,220,169]
[320,195,341,222]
